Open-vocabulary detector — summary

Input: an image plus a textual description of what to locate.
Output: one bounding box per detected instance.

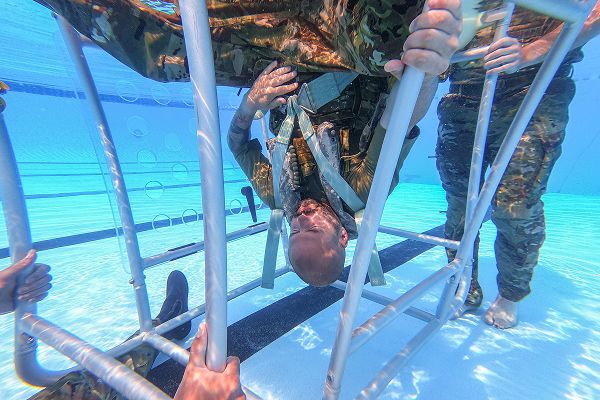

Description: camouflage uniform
[436,7,582,303]
[29,333,159,400]
[234,74,420,235]
[36,0,425,85]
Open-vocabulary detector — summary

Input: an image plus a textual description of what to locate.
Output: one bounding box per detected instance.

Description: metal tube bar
[179,0,228,372]
[349,261,458,354]
[456,19,590,263]
[435,4,515,321]
[260,116,291,269]
[0,113,71,385]
[356,319,442,400]
[55,16,153,332]
[142,332,190,366]
[20,314,170,400]
[377,226,460,250]
[465,4,514,234]
[152,266,290,340]
[105,266,291,361]
[330,281,434,323]
[324,65,426,400]
[143,223,268,269]
[451,46,490,64]
[512,0,589,23]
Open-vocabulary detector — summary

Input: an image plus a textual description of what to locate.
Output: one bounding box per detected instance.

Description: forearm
[410,74,439,129]
[521,1,600,68]
[227,95,257,155]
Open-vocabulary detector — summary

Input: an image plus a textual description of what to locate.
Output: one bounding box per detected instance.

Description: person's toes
[493,310,518,329]
[484,306,495,326]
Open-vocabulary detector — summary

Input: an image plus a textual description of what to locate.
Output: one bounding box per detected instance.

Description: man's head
[288,199,349,287]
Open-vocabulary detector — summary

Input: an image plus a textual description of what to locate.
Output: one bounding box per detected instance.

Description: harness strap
[261,102,296,288]
[297,72,359,113]
[292,97,386,286]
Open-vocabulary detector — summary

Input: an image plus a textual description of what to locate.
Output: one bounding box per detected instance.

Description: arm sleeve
[349,124,420,202]
[232,137,276,210]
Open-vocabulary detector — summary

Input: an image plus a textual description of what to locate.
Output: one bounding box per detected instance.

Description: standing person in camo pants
[436,3,600,329]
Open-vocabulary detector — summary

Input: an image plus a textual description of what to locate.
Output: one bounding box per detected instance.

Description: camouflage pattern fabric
[28,339,159,399]
[35,0,425,85]
[437,68,577,302]
[234,75,419,225]
[449,6,583,84]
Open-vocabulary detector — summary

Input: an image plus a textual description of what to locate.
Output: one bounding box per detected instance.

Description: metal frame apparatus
[1,0,282,398]
[324,1,595,398]
[0,0,593,399]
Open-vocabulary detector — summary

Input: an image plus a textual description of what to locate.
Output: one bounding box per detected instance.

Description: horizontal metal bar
[378,226,460,250]
[143,223,268,269]
[103,266,291,360]
[142,332,190,366]
[356,319,442,400]
[481,8,509,24]
[331,281,434,323]
[512,0,589,23]
[451,45,490,64]
[350,261,459,354]
[20,314,170,400]
[157,266,291,336]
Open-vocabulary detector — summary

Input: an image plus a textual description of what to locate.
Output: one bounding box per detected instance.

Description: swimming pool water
[1,1,599,399]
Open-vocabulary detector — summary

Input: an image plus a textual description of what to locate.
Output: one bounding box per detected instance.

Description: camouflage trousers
[436,73,576,302]
[29,334,159,400]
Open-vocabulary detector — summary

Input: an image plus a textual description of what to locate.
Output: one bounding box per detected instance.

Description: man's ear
[339,227,349,248]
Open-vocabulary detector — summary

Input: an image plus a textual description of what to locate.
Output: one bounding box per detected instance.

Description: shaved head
[288,199,348,287]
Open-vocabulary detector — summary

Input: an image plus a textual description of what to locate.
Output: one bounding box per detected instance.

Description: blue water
[1,1,599,399]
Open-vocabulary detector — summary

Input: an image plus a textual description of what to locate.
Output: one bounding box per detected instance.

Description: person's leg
[484,77,575,329]
[435,93,483,313]
[29,271,190,399]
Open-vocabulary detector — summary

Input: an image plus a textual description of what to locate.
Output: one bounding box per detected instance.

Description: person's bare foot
[484,294,518,329]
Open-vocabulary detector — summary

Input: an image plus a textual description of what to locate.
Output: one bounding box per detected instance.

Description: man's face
[289,199,342,246]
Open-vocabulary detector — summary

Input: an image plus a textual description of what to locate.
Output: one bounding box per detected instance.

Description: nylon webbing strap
[354,209,386,286]
[297,72,358,113]
[262,103,296,288]
[290,98,386,286]
[290,99,364,212]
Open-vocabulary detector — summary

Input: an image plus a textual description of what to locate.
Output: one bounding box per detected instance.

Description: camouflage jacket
[36,0,425,85]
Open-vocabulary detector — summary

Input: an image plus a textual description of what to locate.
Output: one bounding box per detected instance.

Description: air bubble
[182,209,199,225]
[152,214,172,230]
[116,81,139,103]
[151,85,171,106]
[144,181,164,200]
[229,199,243,215]
[137,150,157,169]
[127,116,149,138]
[172,163,189,181]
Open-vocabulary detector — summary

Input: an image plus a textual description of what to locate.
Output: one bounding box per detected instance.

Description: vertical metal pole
[323,67,425,400]
[436,3,515,320]
[0,112,69,386]
[179,0,228,371]
[260,116,291,269]
[55,16,153,332]
[465,3,515,230]
[456,17,592,262]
